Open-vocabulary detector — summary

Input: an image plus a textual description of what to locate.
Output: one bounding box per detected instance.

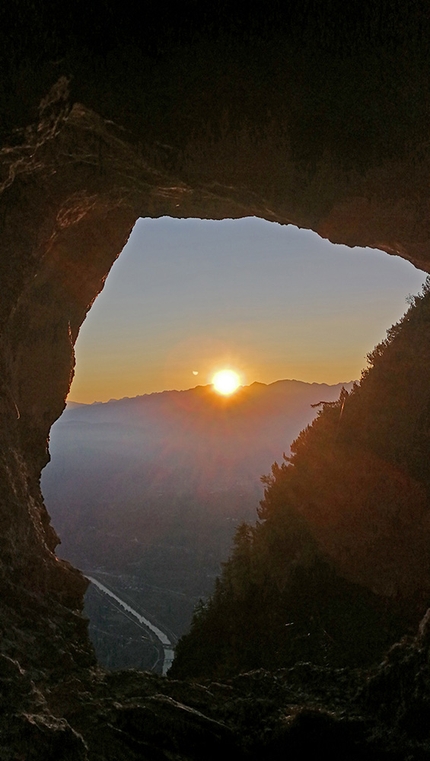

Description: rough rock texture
[2,2,430,758]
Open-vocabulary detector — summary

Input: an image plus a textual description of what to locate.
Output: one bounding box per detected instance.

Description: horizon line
[68,377,356,406]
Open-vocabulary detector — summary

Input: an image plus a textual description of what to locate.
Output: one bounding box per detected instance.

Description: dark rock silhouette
[2,3,430,758]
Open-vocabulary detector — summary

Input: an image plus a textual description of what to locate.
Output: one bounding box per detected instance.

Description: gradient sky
[69,217,426,403]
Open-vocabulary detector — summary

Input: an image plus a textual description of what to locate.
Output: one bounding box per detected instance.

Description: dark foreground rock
[3,626,430,760]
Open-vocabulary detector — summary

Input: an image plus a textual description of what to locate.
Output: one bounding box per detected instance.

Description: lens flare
[212,369,241,395]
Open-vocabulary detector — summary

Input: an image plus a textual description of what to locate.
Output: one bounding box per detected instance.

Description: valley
[42,378,351,670]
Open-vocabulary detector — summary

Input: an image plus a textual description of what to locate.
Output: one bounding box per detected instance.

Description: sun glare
[212,369,241,396]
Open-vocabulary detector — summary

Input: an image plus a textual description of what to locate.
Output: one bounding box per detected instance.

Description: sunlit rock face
[1,3,430,757]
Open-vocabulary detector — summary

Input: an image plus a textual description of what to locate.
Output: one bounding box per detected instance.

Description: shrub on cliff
[171,279,430,680]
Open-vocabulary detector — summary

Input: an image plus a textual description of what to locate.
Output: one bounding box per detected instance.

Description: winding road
[86,575,175,675]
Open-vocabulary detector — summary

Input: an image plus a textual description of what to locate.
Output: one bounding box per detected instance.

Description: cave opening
[40,215,426,673]
[4,2,430,754]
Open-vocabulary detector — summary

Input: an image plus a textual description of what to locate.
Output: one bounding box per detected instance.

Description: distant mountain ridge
[52,378,354,495]
[70,378,353,409]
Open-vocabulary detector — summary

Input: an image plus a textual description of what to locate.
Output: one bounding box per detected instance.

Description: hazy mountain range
[41,379,352,669]
[45,379,353,498]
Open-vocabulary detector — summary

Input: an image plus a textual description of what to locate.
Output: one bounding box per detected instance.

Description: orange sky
[69,217,426,404]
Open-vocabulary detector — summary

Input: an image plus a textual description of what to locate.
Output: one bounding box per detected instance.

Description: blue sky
[70,217,426,403]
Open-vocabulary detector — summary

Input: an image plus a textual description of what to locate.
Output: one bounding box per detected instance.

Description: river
[85,575,175,675]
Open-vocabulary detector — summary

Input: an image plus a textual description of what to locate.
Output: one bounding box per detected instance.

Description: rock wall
[2,3,430,757]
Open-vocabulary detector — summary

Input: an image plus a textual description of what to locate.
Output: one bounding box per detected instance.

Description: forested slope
[171,280,430,679]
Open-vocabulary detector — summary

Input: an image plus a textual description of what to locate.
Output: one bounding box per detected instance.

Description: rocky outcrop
[2,3,430,757]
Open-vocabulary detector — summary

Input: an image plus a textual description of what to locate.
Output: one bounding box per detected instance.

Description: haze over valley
[42,378,352,670]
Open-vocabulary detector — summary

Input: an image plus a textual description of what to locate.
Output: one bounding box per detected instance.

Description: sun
[212,369,241,396]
